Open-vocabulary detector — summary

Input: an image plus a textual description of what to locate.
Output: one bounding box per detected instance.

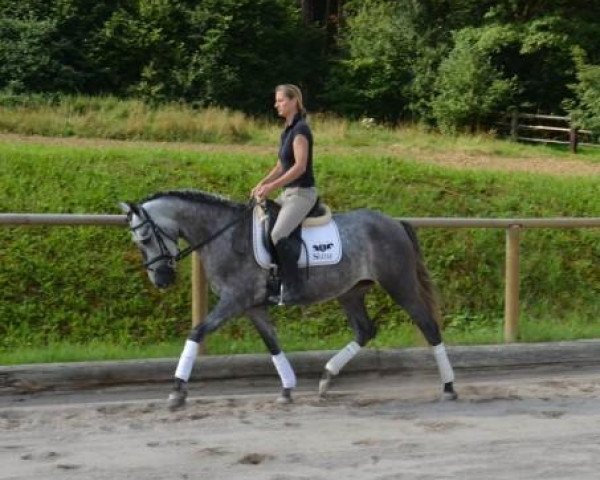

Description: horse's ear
[118,202,132,215]
[119,202,140,216]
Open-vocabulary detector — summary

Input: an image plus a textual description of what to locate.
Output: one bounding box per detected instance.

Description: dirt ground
[2,364,600,480]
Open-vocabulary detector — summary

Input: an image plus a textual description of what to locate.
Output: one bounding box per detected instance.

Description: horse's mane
[141,190,245,210]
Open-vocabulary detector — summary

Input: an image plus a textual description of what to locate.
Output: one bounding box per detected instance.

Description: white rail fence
[1,213,599,343]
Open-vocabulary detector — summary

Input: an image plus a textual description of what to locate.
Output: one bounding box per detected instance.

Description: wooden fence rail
[500,111,599,153]
[1,213,599,344]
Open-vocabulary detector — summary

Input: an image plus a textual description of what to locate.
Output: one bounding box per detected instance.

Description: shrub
[431,27,517,133]
[565,50,600,137]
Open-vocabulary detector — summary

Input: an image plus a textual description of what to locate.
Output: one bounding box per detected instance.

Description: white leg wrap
[175,340,199,382]
[272,352,296,389]
[325,341,361,376]
[433,343,454,384]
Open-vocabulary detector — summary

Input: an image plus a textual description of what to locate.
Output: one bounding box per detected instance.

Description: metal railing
[1,213,599,343]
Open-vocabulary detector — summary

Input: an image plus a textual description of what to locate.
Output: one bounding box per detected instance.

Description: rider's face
[274,91,296,119]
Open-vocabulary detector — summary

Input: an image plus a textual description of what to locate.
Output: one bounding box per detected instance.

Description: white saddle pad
[252,206,342,269]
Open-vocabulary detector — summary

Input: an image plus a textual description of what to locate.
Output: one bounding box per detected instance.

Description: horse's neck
[169,198,239,244]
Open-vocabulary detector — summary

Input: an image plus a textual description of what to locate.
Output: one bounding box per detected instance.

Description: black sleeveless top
[278,113,315,188]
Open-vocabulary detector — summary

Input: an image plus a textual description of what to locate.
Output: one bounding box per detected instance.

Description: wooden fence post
[569,127,579,154]
[510,109,519,141]
[191,251,208,354]
[504,225,521,343]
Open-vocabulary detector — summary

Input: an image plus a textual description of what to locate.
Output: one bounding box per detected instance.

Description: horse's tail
[400,221,443,327]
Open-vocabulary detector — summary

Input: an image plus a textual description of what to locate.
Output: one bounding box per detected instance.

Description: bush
[431,27,516,133]
[565,51,600,137]
[0,16,59,93]
[322,0,417,121]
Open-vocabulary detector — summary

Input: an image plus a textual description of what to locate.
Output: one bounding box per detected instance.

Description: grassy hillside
[0,136,598,363]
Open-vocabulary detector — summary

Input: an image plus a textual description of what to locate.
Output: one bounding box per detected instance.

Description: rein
[175,199,255,261]
[134,199,255,268]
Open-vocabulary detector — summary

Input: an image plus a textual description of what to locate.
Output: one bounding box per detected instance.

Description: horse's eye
[140,237,152,246]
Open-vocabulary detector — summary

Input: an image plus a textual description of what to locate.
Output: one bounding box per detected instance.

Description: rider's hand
[254,183,274,201]
[250,184,262,199]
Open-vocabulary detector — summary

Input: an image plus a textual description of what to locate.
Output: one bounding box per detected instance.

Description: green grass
[0,110,599,364]
[0,340,184,365]
[3,315,600,365]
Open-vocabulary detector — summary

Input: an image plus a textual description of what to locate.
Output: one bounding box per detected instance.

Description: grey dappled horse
[120,190,457,410]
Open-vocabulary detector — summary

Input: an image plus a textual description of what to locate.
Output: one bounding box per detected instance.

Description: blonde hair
[275,84,306,118]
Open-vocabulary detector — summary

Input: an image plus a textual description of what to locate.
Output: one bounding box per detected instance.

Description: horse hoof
[276,395,293,404]
[318,378,331,398]
[440,391,458,402]
[167,390,188,411]
[276,388,293,404]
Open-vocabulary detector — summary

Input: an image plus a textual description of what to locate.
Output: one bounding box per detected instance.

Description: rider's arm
[258,134,308,194]
[251,162,284,197]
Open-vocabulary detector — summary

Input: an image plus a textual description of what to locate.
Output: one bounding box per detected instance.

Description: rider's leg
[270,187,317,245]
[269,187,317,304]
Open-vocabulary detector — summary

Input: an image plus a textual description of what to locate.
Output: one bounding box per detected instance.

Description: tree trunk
[300,0,314,24]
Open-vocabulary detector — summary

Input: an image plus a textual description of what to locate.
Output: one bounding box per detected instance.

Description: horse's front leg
[168,298,243,411]
[247,307,296,404]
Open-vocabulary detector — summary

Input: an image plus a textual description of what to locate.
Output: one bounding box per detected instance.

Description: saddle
[260,198,331,263]
[252,198,341,271]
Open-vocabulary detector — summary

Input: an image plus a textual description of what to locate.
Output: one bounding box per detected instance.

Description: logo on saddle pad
[314,243,333,252]
[252,206,342,269]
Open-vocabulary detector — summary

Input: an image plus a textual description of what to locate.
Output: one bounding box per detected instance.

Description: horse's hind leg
[380,279,457,401]
[319,285,376,397]
[247,307,296,404]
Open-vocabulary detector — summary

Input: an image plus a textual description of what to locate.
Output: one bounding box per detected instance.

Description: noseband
[129,200,255,269]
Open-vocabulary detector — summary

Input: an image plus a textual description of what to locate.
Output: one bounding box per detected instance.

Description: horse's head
[120,201,180,289]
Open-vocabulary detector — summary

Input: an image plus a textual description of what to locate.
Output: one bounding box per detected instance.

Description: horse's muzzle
[154,264,176,289]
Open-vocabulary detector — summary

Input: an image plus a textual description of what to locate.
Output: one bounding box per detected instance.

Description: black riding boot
[268,238,303,305]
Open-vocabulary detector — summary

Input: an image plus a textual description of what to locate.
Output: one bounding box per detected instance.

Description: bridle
[129,199,255,269]
[130,206,179,270]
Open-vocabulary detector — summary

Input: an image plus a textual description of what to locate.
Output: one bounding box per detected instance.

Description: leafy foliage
[0,0,327,113]
[431,27,517,133]
[325,0,600,129]
[0,1,599,132]
[0,15,60,93]
[565,50,600,137]
[322,0,417,120]
[174,0,326,112]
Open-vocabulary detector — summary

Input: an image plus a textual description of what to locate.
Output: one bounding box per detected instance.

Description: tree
[0,0,130,93]
[431,27,516,133]
[0,16,59,93]
[91,0,190,99]
[482,0,600,111]
[322,0,417,121]
[564,50,600,137]
[178,0,326,113]
[90,0,326,111]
